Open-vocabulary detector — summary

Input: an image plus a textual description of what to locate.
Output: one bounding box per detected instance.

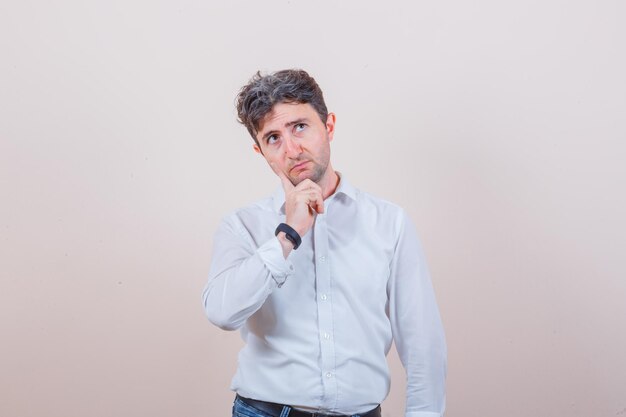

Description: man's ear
[326,112,336,142]
[253,143,263,155]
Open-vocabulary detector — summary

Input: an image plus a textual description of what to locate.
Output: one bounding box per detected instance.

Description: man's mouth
[290,161,309,172]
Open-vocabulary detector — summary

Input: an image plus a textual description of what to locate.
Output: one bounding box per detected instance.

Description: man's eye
[267,135,278,144]
[294,123,306,132]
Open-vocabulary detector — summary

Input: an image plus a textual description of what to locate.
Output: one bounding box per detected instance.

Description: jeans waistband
[235,395,381,417]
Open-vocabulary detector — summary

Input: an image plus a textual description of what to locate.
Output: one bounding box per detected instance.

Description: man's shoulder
[217,194,277,233]
[343,185,411,237]
[222,195,273,219]
[353,186,406,217]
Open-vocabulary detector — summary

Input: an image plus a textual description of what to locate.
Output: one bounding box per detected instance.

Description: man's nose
[283,136,303,158]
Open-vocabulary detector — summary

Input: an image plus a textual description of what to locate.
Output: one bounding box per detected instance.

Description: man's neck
[318,168,340,200]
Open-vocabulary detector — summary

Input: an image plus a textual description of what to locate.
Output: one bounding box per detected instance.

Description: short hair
[235,69,328,146]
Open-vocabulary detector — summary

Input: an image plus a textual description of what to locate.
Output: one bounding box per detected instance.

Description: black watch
[275,223,302,250]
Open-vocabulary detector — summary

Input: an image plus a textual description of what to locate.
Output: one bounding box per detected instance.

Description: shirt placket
[313,211,337,412]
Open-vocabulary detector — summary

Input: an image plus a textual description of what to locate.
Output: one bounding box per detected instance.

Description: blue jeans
[232,397,292,417]
[232,396,375,417]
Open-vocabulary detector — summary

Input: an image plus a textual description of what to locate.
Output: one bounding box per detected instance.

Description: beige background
[1,1,625,416]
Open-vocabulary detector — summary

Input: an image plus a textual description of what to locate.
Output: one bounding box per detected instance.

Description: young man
[203,69,447,417]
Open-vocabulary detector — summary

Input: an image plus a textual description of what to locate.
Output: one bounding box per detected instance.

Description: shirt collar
[271,171,357,214]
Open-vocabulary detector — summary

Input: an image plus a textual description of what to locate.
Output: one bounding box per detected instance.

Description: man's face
[253,102,335,186]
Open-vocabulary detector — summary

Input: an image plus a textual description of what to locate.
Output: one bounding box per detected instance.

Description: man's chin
[290,171,321,186]
[289,175,309,186]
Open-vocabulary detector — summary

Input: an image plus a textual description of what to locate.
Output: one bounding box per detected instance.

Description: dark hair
[235,69,328,145]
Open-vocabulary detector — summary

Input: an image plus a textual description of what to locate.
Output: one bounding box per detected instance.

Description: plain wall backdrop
[1,1,625,416]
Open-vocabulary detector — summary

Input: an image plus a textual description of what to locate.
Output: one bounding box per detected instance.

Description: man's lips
[290,161,309,172]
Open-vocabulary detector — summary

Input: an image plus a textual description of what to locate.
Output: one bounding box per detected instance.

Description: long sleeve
[202,214,294,330]
[387,211,447,417]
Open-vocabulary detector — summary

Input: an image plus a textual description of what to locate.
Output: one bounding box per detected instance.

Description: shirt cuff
[256,236,295,287]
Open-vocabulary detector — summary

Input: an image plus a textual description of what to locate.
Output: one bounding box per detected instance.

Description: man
[203,69,447,417]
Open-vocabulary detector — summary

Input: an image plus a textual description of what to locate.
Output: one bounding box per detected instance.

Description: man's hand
[272,163,324,256]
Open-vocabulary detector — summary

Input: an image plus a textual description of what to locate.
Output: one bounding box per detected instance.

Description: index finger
[270,162,295,192]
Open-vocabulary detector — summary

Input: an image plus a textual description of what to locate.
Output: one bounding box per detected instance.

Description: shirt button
[326,372,332,378]
[323,332,330,340]
[319,255,326,262]
[320,294,327,301]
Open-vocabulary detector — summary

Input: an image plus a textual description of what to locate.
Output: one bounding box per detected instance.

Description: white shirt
[203,174,446,417]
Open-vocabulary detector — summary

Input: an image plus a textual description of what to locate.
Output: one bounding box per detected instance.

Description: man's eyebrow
[285,117,309,127]
[261,129,278,143]
[261,118,310,142]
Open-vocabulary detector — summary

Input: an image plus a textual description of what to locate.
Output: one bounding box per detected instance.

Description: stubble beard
[289,159,327,186]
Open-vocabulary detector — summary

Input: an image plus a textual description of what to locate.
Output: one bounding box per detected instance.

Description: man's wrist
[276,232,294,247]
[275,223,302,250]
[276,232,296,259]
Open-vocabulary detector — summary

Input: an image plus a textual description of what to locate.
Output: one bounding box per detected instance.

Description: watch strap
[274,223,302,250]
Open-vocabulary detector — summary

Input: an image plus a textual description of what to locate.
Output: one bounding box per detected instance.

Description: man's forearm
[202,219,295,330]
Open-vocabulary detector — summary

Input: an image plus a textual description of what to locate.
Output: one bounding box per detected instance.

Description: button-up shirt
[203,174,447,417]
